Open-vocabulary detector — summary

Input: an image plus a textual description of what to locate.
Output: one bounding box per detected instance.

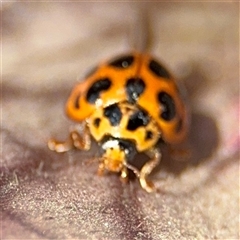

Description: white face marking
[101,139,130,156]
[101,139,119,150]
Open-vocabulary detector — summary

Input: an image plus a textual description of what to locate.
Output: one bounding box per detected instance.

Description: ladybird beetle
[48,52,188,192]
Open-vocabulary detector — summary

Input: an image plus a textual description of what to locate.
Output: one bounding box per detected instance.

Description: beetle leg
[139,148,161,193]
[97,160,105,176]
[120,167,128,183]
[48,122,91,153]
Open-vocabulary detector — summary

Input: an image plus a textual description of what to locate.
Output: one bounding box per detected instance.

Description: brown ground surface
[1,2,239,239]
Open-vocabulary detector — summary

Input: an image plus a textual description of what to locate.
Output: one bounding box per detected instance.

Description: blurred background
[2,2,239,239]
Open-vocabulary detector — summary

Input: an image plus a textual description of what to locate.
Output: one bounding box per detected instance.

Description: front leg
[48,122,91,153]
[120,167,128,183]
[139,148,161,193]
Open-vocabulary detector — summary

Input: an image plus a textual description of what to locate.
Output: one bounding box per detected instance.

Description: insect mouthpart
[99,136,138,174]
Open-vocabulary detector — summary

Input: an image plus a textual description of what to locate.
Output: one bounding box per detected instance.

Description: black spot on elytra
[149,59,171,79]
[86,78,111,104]
[104,103,122,126]
[127,110,150,131]
[158,92,176,121]
[109,55,134,69]
[74,94,81,109]
[125,77,146,103]
[145,130,153,140]
[93,118,101,128]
